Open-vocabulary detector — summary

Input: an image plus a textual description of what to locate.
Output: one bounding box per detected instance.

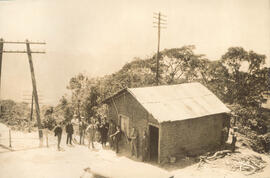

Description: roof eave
[101,87,128,104]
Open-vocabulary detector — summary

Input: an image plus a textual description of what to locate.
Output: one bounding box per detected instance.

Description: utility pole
[78,99,81,121]
[22,90,44,121]
[0,39,3,115]
[26,39,43,142]
[153,12,167,85]
[30,91,34,121]
[0,39,46,146]
[0,39,3,98]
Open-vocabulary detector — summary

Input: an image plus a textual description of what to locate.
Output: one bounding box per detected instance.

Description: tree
[159,45,205,84]
[67,73,87,117]
[196,59,230,102]
[221,47,268,107]
[0,100,32,130]
[54,96,73,122]
[98,57,156,99]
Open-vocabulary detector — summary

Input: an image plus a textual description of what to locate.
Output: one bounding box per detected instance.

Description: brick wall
[107,91,152,159]
[160,114,227,163]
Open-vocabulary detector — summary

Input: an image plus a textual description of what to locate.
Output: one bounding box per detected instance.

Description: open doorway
[149,125,159,162]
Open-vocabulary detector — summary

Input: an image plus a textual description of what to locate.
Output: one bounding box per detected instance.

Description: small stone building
[104,82,230,163]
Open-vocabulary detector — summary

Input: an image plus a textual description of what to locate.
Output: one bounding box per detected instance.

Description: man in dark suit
[54,122,63,150]
[66,121,74,145]
[110,125,121,153]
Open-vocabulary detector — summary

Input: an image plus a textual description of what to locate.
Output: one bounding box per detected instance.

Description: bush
[229,104,270,153]
[229,104,267,134]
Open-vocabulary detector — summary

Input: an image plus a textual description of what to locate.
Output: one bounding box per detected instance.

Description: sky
[0,0,269,105]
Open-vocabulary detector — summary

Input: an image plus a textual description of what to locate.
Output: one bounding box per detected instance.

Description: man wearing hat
[66,121,74,145]
[79,117,86,145]
[231,127,238,152]
[54,121,63,150]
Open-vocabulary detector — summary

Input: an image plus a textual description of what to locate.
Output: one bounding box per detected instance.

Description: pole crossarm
[153,26,167,29]
[1,50,45,54]
[153,21,167,25]
[0,41,46,45]
[153,16,167,20]
[153,12,167,17]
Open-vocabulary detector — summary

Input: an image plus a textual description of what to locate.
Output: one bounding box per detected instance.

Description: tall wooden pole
[78,99,81,122]
[0,38,3,115]
[155,13,161,86]
[9,129,12,148]
[26,39,43,144]
[0,38,3,100]
[153,12,166,85]
[30,90,34,121]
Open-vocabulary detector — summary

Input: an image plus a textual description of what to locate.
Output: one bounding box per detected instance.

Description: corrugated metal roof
[127,82,230,123]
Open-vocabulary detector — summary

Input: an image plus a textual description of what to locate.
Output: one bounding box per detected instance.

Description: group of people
[108,123,149,162]
[85,118,110,149]
[53,121,74,150]
[53,117,123,152]
[52,117,150,162]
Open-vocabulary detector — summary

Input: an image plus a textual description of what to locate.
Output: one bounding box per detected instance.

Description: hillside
[0,123,269,178]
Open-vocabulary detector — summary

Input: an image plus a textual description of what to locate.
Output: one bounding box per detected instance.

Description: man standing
[86,119,96,149]
[231,127,238,152]
[82,120,87,144]
[142,130,149,162]
[130,127,138,158]
[99,119,109,148]
[108,120,116,149]
[110,125,121,153]
[79,120,86,145]
[95,119,101,143]
[66,121,74,145]
[54,122,63,150]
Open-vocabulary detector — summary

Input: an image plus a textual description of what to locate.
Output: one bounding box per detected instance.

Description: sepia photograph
[0,0,269,177]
